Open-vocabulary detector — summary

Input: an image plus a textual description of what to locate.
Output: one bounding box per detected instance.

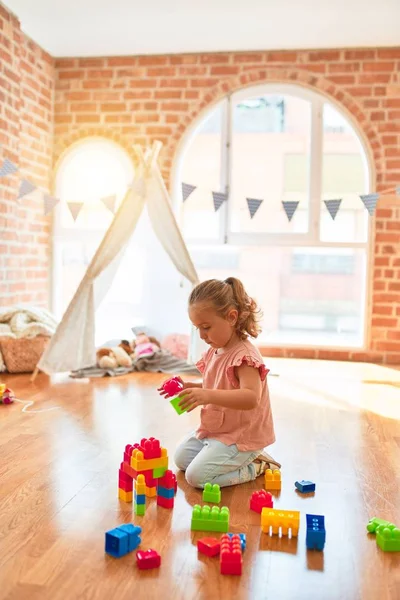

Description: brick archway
[167,66,384,187]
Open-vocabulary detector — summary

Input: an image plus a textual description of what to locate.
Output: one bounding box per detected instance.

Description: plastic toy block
[130,447,168,472]
[366,517,394,534]
[139,437,162,459]
[135,474,146,496]
[250,490,273,513]
[157,495,174,509]
[118,477,133,493]
[295,480,316,493]
[376,524,400,552]
[124,444,134,463]
[220,534,242,575]
[264,469,281,491]
[261,508,300,537]
[306,514,326,551]
[121,461,136,480]
[202,483,221,504]
[160,376,183,397]
[157,486,175,499]
[158,469,176,490]
[228,533,246,551]
[118,489,133,503]
[105,525,141,557]
[135,503,146,516]
[119,468,132,483]
[134,492,146,505]
[169,395,188,415]
[197,537,221,557]
[0,384,5,395]
[153,466,167,479]
[136,549,161,569]
[191,505,230,533]
[145,486,157,498]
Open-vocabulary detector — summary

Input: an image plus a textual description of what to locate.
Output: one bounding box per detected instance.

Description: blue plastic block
[157,486,175,499]
[228,532,246,551]
[295,480,316,493]
[306,514,326,551]
[105,524,141,557]
[134,492,146,505]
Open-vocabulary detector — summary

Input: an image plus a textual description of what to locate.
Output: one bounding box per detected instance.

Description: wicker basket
[0,335,50,373]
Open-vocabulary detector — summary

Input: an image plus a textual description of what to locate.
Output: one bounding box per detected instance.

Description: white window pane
[230,94,311,234]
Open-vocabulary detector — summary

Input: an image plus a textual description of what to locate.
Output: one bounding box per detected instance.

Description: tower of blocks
[118,437,176,512]
[261,508,300,537]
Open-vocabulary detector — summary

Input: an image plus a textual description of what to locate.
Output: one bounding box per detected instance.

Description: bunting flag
[17,179,36,201]
[212,191,228,212]
[282,200,299,222]
[182,182,196,202]
[132,177,146,197]
[246,198,263,219]
[101,194,117,214]
[67,201,84,222]
[0,158,18,177]
[360,193,379,216]
[324,199,342,220]
[43,194,60,216]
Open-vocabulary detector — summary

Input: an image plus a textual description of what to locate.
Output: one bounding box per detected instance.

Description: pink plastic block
[250,490,273,513]
[136,549,161,570]
[220,534,242,575]
[160,377,183,398]
[140,437,161,459]
[158,469,175,490]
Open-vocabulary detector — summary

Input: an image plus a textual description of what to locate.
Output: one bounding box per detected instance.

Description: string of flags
[182,182,399,222]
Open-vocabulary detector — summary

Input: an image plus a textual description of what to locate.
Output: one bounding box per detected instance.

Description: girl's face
[189,302,238,349]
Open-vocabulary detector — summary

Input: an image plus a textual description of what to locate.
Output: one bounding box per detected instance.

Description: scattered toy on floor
[136,549,161,569]
[306,514,326,551]
[105,524,142,558]
[295,480,316,494]
[202,483,221,504]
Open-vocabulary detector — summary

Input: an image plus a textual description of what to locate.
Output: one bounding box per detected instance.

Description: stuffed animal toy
[132,333,160,360]
[96,340,133,370]
[0,383,15,404]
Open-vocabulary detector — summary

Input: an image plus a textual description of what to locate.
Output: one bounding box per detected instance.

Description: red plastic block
[124,444,134,463]
[140,437,162,459]
[220,534,242,575]
[158,469,175,490]
[160,376,183,398]
[136,549,161,570]
[197,537,221,557]
[157,495,174,509]
[119,477,133,492]
[119,468,131,483]
[250,490,273,513]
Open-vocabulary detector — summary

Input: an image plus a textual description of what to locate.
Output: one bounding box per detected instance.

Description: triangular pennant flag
[132,177,146,197]
[43,194,60,216]
[0,158,18,177]
[212,191,228,212]
[67,201,84,222]
[17,178,36,201]
[360,193,379,216]
[324,199,342,220]
[246,198,263,219]
[101,194,117,214]
[282,200,299,222]
[182,183,196,202]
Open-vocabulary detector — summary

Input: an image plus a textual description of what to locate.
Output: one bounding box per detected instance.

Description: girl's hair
[189,277,262,339]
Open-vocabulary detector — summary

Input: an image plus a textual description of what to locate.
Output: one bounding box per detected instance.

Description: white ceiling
[5,0,400,57]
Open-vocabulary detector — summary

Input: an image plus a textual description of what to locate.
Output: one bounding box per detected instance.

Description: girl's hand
[178,388,208,413]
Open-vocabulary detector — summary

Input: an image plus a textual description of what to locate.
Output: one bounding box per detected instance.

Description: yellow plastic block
[0,384,5,395]
[135,474,146,495]
[118,488,133,503]
[264,469,281,490]
[130,447,168,472]
[261,508,300,536]
[145,486,157,498]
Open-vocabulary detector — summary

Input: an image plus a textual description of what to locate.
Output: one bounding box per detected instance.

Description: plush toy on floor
[132,333,160,360]
[0,384,15,404]
[96,341,133,370]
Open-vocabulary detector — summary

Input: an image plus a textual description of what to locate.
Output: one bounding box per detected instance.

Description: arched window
[176,84,371,348]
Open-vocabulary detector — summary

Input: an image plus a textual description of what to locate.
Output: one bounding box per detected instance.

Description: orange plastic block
[261,508,300,537]
[119,489,133,503]
[135,474,146,495]
[264,469,281,490]
[145,486,157,498]
[130,447,168,472]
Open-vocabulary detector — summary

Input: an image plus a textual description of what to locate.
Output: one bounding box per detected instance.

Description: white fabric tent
[37,141,200,375]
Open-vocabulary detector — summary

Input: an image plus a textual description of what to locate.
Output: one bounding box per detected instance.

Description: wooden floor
[0,359,399,600]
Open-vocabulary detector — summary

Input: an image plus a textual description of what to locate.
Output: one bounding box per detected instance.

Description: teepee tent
[36,141,199,376]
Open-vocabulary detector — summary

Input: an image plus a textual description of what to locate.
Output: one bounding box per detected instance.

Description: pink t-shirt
[195,339,275,452]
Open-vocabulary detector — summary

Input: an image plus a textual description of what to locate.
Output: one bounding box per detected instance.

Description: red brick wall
[53,50,400,363]
[0,4,54,307]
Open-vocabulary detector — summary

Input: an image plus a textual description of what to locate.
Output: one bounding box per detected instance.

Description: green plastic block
[170,395,188,416]
[202,483,221,504]
[191,504,229,533]
[134,503,145,516]
[376,524,400,552]
[153,466,167,479]
[366,517,394,533]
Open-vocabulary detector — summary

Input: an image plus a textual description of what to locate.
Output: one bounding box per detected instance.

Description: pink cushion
[161,334,189,360]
